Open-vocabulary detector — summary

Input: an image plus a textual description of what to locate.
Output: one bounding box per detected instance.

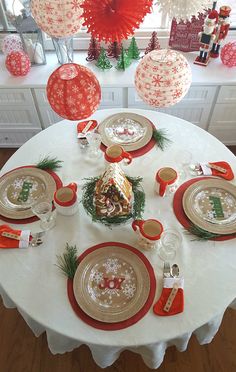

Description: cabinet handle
[4,136,9,141]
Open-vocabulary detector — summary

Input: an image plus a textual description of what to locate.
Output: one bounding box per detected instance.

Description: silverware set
[1,231,45,247]
[189,163,227,176]
[163,261,179,278]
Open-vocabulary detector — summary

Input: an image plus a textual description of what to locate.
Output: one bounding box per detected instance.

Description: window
[0,1,235,49]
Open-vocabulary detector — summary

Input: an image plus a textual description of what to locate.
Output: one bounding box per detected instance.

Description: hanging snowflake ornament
[81,0,154,43]
[157,0,212,22]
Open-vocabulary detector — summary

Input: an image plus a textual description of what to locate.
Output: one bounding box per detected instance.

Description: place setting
[77,113,172,159]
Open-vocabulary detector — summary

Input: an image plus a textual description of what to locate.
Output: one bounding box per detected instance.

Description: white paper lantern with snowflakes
[158,0,211,22]
[1,34,23,55]
[31,0,83,38]
[135,49,192,108]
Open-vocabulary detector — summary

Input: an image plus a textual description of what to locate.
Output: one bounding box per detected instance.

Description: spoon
[171,263,179,278]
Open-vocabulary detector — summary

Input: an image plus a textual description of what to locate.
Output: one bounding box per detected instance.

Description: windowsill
[0,50,236,89]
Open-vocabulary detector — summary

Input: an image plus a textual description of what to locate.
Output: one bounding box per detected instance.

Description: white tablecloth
[1,108,236,369]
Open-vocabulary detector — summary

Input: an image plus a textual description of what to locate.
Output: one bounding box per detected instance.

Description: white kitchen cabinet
[0,128,41,148]
[208,86,236,145]
[34,87,124,128]
[127,86,216,130]
[0,88,41,147]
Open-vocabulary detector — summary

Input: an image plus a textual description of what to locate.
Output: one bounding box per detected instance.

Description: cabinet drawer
[217,86,236,103]
[128,86,217,107]
[0,106,41,128]
[34,87,124,107]
[0,89,35,106]
[38,106,64,128]
[0,128,41,148]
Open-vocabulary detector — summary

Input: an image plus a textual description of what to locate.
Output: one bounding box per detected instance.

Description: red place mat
[0,166,63,225]
[67,241,156,330]
[100,137,156,158]
[99,119,157,158]
[173,177,236,241]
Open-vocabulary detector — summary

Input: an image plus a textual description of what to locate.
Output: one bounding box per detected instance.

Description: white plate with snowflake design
[73,245,151,323]
[183,178,236,235]
[0,167,57,219]
[98,113,153,151]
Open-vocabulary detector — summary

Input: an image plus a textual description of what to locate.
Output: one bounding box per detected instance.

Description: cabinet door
[128,86,216,108]
[157,105,212,130]
[0,128,41,148]
[99,88,123,108]
[217,86,236,104]
[208,103,236,145]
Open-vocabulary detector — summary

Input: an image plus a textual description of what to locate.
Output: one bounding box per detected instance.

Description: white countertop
[0,50,235,88]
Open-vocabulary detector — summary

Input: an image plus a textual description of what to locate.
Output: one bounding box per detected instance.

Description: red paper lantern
[81,0,153,42]
[220,41,236,68]
[47,64,101,121]
[5,51,31,77]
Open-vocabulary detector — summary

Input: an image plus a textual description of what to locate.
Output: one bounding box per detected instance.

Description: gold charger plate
[0,167,57,219]
[73,245,150,323]
[183,178,236,235]
[98,113,153,151]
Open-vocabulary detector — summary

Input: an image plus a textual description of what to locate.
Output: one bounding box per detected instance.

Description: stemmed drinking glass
[31,201,56,231]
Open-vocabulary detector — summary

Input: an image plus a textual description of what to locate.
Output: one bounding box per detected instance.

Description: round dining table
[0,108,236,369]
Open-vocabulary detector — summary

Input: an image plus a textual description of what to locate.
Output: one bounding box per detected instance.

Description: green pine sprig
[152,128,172,151]
[56,243,78,279]
[186,223,236,241]
[81,175,145,226]
[36,156,63,171]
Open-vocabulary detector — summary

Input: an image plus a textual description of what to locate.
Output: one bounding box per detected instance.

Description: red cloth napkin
[200,161,234,180]
[153,277,184,316]
[77,120,98,138]
[0,225,30,249]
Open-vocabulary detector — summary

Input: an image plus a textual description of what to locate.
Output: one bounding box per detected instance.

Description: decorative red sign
[169,13,207,52]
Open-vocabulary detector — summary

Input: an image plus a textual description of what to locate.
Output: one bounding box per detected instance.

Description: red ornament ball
[47,63,101,121]
[220,41,236,68]
[81,0,153,42]
[5,51,31,76]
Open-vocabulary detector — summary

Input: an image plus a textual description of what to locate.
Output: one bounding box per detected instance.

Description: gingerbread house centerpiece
[95,163,132,217]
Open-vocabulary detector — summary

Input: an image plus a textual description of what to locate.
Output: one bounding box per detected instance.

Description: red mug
[132,219,163,250]
[54,182,78,216]
[105,145,132,165]
[156,167,178,197]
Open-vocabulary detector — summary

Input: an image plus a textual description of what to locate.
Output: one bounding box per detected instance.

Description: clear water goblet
[31,201,56,231]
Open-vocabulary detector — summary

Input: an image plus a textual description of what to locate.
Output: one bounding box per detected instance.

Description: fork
[163,261,171,278]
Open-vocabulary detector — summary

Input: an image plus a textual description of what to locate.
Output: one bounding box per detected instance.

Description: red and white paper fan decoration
[220,41,236,68]
[31,0,83,38]
[47,64,101,121]
[81,0,153,43]
[1,34,23,55]
[5,51,31,77]
[135,49,192,108]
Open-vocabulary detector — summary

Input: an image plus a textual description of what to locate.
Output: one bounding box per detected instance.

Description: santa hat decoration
[206,10,218,25]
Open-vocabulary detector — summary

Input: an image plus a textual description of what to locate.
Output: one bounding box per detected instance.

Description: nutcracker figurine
[194,10,218,66]
[210,6,231,58]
